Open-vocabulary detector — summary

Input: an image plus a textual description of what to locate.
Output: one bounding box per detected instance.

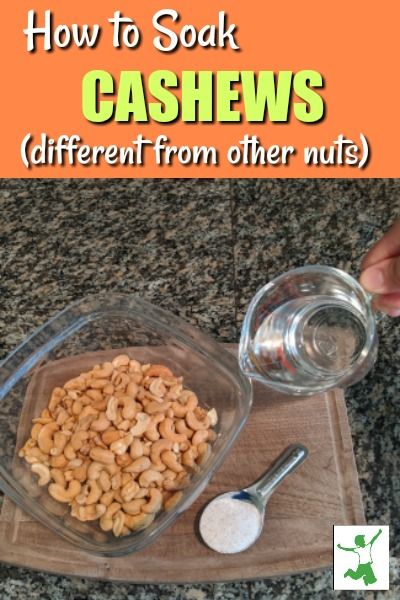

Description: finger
[360,256,400,294]
[373,293,400,317]
[361,220,400,271]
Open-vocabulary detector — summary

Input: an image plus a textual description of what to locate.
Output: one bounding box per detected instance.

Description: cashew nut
[142,488,163,514]
[88,378,109,390]
[171,394,198,418]
[98,470,111,492]
[163,472,190,491]
[196,442,211,465]
[112,372,130,390]
[76,503,106,522]
[126,381,138,398]
[150,439,173,468]
[116,453,133,468]
[92,362,113,379]
[105,396,120,422]
[121,472,132,487]
[117,419,132,431]
[112,510,125,537]
[100,490,115,506]
[84,479,103,504]
[89,447,115,465]
[121,480,139,502]
[99,501,122,530]
[186,411,210,431]
[161,450,183,473]
[111,471,122,491]
[77,414,97,432]
[99,516,113,532]
[138,469,164,488]
[110,434,133,456]
[175,419,193,438]
[124,456,151,474]
[124,511,155,531]
[37,421,59,454]
[56,409,69,426]
[207,408,218,427]
[146,401,171,415]
[207,430,217,442]
[103,383,114,396]
[50,454,68,469]
[79,405,99,420]
[144,414,164,442]
[48,431,69,457]
[30,423,43,442]
[191,429,209,446]
[121,397,138,420]
[129,359,141,372]
[48,387,66,412]
[102,428,122,446]
[146,365,174,379]
[72,460,90,482]
[159,418,186,443]
[182,447,198,470]
[86,389,103,402]
[130,412,151,437]
[67,458,83,469]
[91,413,111,432]
[71,400,83,416]
[64,376,86,391]
[112,354,130,368]
[31,463,51,486]
[122,498,146,515]
[129,439,144,460]
[64,444,76,461]
[48,480,82,503]
[50,468,66,487]
[149,378,167,398]
[70,430,89,451]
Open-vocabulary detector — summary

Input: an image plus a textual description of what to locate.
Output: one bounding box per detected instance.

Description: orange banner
[0,1,398,177]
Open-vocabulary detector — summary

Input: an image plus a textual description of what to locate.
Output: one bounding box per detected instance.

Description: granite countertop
[0,179,399,599]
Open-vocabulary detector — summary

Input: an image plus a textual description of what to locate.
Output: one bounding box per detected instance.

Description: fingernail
[360,267,385,292]
[387,308,400,318]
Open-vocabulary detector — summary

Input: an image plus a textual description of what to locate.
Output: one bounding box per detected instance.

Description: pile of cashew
[19,355,218,537]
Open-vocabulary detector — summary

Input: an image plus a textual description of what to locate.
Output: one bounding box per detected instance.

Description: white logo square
[333,525,389,590]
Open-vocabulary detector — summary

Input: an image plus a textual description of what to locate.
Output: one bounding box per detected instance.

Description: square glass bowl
[0,294,251,556]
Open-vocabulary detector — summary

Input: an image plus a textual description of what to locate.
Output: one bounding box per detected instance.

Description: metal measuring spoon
[199,444,308,553]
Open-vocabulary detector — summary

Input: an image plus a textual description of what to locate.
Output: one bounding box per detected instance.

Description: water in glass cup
[239,266,377,395]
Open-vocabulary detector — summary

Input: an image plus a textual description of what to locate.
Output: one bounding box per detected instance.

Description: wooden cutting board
[0,345,365,582]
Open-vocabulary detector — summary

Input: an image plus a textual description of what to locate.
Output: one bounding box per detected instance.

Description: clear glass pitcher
[239,266,377,396]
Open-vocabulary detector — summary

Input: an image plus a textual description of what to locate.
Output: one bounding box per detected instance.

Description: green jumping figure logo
[337,528,382,586]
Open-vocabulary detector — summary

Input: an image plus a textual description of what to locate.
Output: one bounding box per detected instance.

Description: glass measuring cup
[239,266,377,395]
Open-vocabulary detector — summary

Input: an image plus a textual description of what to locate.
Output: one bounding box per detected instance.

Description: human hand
[360,220,400,316]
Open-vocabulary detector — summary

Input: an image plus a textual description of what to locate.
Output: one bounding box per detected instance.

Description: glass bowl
[0,294,251,556]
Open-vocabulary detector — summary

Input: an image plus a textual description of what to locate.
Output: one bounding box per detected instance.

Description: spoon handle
[246,444,308,503]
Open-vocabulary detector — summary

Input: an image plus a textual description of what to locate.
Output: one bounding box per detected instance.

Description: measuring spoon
[198,444,308,553]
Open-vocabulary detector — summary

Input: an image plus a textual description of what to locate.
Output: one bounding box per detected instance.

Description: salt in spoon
[199,444,308,553]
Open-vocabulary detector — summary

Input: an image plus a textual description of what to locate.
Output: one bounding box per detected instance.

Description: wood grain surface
[0,345,365,582]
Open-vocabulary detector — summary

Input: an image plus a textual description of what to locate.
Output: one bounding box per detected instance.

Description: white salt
[199,496,261,553]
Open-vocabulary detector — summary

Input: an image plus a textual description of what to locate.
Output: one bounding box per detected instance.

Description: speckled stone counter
[0,179,399,599]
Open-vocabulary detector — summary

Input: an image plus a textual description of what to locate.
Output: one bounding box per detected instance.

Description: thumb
[360,256,400,294]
